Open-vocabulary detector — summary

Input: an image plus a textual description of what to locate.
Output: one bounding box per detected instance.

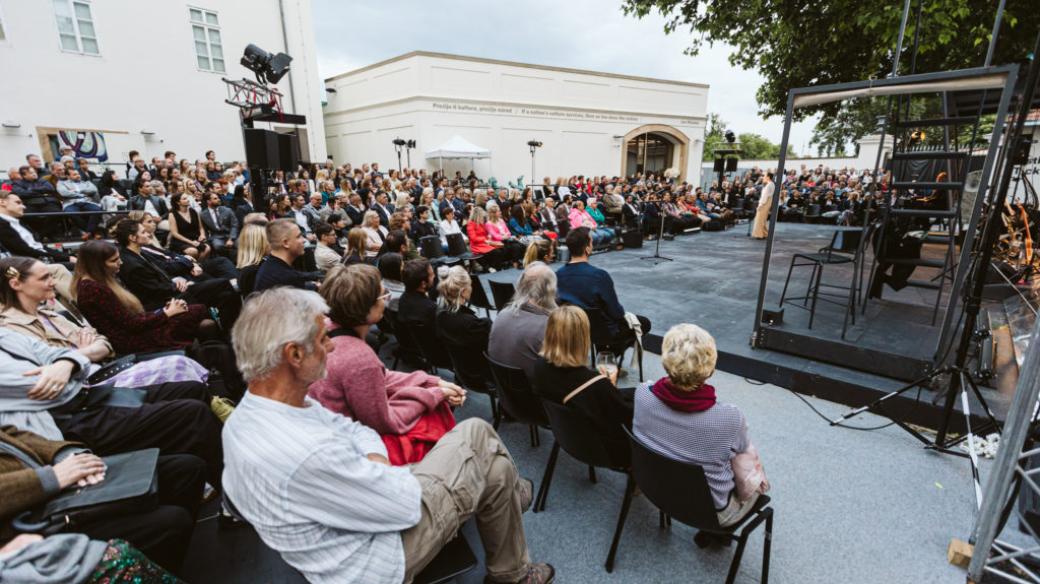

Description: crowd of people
[0,149,775,583]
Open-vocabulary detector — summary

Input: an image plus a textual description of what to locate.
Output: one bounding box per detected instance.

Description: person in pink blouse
[308,263,466,465]
[485,203,525,267]
[568,199,613,247]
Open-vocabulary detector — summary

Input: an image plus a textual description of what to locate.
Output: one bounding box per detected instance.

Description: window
[190,8,224,72]
[53,0,98,55]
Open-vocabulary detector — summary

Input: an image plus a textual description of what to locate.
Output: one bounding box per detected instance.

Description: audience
[313,222,342,273]
[309,264,464,465]
[634,324,769,532]
[532,305,632,443]
[436,266,493,383]
[224,288,552,584]
[253,219,321,293]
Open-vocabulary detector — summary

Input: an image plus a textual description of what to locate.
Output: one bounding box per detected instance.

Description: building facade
[323,52,709,185]
[0,0,326,167]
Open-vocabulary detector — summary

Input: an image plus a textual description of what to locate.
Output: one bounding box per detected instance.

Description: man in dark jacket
[9,167,62,215]
[253,219,321,293]
[0,192,71,263]
[200,192,239,253]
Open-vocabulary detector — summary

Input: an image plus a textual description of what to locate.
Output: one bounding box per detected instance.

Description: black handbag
[6,445,160,536]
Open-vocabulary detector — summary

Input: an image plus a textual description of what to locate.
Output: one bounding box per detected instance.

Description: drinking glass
[596,352,618,379]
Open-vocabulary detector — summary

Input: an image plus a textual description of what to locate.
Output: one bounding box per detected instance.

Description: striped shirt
[633,381,749,509]
[222,392,423,584]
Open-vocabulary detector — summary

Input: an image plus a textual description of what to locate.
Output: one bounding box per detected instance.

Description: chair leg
[807,265,823,330]
[726,508,770,584]
[779,256,797,306]
[659,510,671,529]
[489,393,501,428]
[801,263,816,307]
[528,424,538,447]
[605,474,636,573]
[762,509,773,584]
[588,466,598,484]
[534,442,560,513]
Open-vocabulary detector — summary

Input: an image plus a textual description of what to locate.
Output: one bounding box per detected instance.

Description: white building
[0,0,326,167]
[323,51,709,185]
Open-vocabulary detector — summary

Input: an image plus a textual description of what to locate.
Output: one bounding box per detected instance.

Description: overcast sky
[311,0,818,155]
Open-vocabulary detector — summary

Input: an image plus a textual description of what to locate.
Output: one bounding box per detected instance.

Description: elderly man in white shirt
[223,288,553,584]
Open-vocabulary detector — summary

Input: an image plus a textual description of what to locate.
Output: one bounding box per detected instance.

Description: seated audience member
[379,252,405,310]
[128,210,239,282]
[634,324,768,528]
[0,425,206,575]
[308,264,464,465]
[0,191,74,266]
[486,204,525,267]
[129,180,169,222]
[343,227,368,266]
[0,256,207,384]
[362,210,387,259]
[253,219,321,293]
[410,205,438,243]
[167,191,210,259]
[224,288,552,584]
[73,240,214,354]
[438,206,465,250]
[115,219,241,329]
[97,170,129,211]
[9,166,63,239]
[397,258,438,329]
[467,207,508,271]
[488,262,556,381]
[532,305,632,443]
[523,238,555,267]
[0,327,224,491]
[313,222,342,273]
[556,228,651,351]
[200,191,239,254]
[436,266,493,380]
[56,169,103,238]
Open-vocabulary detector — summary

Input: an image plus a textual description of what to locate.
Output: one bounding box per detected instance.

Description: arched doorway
[620,124,689,181]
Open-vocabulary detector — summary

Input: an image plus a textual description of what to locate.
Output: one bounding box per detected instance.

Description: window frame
[188,6,225,74]
[52,0,100,56]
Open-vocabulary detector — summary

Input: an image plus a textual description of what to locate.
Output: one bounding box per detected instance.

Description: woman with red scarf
[632,323,769,534]
[309,264,465,465]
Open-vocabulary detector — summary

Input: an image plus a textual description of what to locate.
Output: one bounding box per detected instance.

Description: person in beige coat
[751,172,775,239]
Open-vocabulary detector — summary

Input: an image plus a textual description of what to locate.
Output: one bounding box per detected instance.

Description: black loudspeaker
[243,128,279,169]
[277,132,300,172]
[726,157,739,172]
[713,158,725,173]
[622,230,643,248]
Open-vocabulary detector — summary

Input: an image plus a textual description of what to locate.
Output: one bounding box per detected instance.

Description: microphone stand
[640,199,673,264]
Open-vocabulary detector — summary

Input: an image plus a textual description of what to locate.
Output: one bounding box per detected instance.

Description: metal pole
[968,315,1040,580]
[752,92,796,342]
[892,0,913,77]
[984,0,1007,67]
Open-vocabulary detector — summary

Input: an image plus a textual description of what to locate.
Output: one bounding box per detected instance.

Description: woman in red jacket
[466,206,508,272]
[72,240,214,355]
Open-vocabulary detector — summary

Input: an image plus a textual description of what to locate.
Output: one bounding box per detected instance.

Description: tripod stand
[640,203,673,264]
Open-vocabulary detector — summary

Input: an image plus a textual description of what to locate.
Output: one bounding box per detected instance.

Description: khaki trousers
[402,419,530,584]
[750,201,771,239]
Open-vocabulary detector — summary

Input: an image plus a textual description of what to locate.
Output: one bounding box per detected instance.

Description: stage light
[406,140,416,149]
[240,43,293,85]
[393,138,407,147]
[725,130,736,144]
[527,140,543,148]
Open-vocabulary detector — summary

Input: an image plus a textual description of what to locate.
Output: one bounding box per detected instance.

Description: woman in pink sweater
[308,263,466,465]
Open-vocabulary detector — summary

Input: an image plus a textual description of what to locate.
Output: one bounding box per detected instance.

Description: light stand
[528,140,542,195]
[405,139,416,168]
[393,138,405,172]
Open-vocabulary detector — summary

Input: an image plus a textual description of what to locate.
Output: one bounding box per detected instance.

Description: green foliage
[701,112,726,161]
[701,112,794,160]
[622,0,1038,149]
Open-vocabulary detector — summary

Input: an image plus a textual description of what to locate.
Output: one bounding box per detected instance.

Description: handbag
[6,445,160,536]
[86,349,187,386]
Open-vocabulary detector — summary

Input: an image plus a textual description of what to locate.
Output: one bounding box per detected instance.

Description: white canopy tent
[425,135,491,175]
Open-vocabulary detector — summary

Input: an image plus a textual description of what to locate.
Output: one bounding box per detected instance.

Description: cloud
[312,0,818,155]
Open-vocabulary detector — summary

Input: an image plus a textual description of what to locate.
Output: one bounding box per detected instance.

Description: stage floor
[482,221,1010,427]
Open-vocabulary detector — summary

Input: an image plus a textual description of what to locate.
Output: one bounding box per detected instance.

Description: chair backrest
[412,321,451,370]
[623,426,722,530]
[443,341,492,392]
[488,280,516,311]
[485,353,549,427]
[388,309,424,359]
[541,399,630,469]
[805,203,821,217]
[446,233,469,257]
[419,235,444,259]
[581,306,614,348]
[468,274,495,311]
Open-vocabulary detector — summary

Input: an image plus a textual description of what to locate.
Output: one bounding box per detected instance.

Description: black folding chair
[535,400,632,572]
[624,427,774,584]
[385,308,424,370]
[446,233,480,263]
[488,280,516,311]
[412,321,454,373]
[582,306,643,382]
[468,274,495,317]
[444,342,500,425]
[419,235,460,267]
[485,352,549,446]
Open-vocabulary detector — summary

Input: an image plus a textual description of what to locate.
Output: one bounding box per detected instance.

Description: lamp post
[527,140,542,192]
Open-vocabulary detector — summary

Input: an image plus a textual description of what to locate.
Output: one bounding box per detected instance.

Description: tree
[701,112,726,161]
[622,0,1037,150]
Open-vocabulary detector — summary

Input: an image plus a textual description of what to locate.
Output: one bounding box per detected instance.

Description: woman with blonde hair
[532,305,631,443]
[523,238,555,267]
[633,324,768,529]
[361,210,387,258]
[435,266,493,387]
[236,222,269,269]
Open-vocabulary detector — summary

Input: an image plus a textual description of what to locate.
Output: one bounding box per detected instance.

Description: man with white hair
[223,288,554,584]
[488,262,557,380]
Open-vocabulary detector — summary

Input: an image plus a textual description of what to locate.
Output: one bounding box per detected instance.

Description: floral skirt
[89,539,182,584]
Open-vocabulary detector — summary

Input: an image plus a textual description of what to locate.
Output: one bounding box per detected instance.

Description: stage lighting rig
[528,140,543,190]
[240,43,293,85]
[725,129,736,143]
